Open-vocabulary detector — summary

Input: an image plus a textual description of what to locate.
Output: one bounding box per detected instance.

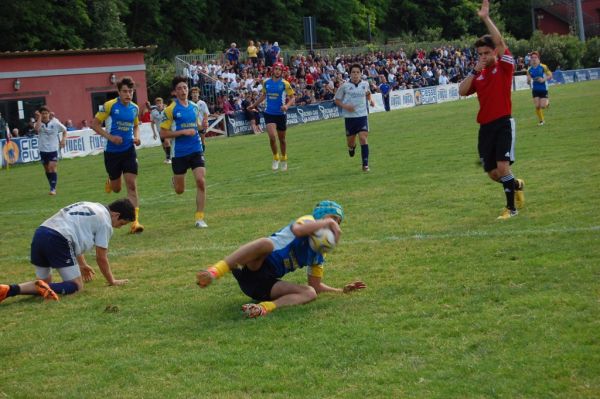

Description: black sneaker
[348,147,356,157]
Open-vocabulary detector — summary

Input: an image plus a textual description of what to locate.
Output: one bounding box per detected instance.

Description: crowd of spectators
[182,40,536,116]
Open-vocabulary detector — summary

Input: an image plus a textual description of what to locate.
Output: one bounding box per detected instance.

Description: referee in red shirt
[459,0,525,220]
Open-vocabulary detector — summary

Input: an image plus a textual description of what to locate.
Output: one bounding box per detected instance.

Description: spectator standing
[379,75,391,112]
[0,112,9,139]
[65,120,77,131]
[247,40,258,66]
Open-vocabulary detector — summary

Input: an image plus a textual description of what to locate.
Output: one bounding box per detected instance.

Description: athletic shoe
[280,161,288,171]
[196,269,214,288]
[0,284,9,303]
[348,147,356,157]
[515,179,525,209]
[130,221,144,234]
[242,303,268,318]
[538,121,545,126]
[104,178,112,193]
[49,189,56,196]
[35,280,59,301]
[195,219,208,228]
[362,165,370,172]
[497,208,518,220]
[272,159,279,171]
[164,159,172,164]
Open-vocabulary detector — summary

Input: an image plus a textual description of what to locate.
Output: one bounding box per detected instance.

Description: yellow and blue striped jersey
[160,99,203,157]
[266,215,325,278]
[528,63,551,91]
[95,98,139,153]
[262,78,294,115]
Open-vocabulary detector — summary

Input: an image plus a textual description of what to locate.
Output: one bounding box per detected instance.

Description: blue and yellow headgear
[312,200,344,224]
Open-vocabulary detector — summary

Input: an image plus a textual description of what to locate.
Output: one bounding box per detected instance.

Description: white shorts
[35,264,81,281]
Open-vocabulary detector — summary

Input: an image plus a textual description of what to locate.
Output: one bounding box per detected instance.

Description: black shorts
[263,113,287,131]
[104,146,138,180]
[172,151,205,175]
[232,262,280,301]
[532,90,548,99]
[478,116,515,172]
[40,151,58,165]
[344,116,369,136]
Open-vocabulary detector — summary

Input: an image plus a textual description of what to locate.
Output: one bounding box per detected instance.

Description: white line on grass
[1,225,598,262]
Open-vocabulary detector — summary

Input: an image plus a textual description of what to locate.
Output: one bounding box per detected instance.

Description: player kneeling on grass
[0,199,135,304]
[196,200,366,318]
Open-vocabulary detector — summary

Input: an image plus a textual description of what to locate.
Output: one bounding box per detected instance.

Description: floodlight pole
[575,0,585,41]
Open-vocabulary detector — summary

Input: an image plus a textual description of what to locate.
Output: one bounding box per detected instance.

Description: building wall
[0,51,148,130]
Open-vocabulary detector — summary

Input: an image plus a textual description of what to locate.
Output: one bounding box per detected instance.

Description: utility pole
[575,0,585,41]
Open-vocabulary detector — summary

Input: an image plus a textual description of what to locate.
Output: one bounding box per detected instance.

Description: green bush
[145,56,175,101]
[529,31,585,69]
[582,36,600,68]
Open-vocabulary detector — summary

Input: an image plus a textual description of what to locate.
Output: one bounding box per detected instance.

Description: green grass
[1,81,599,398]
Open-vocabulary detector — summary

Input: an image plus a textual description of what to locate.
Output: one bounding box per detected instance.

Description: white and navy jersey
[41,202,113,255]
[38,119,66,152]
[192,100,210,121]
[150,108,164,126]
[335,80,371,118]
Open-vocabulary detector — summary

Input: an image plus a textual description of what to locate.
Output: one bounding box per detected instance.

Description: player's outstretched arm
[95,247,128,286]
[291,218,341,241]
[478,0,506,54]
[308,276,366,294]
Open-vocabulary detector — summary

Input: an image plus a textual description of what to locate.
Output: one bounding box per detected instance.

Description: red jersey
[468,48,514,125]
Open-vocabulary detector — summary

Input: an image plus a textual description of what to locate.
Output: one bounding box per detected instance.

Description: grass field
[1,81,599,398]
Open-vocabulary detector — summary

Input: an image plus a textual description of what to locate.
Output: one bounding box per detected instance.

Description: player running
[249,62,295,171]
[334,64,376,172]
[150,97,172,164]
[527,51,552,126]
[33,106,67,195]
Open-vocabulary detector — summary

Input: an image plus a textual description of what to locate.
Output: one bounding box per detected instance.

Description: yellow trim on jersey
[295,215,316,224]
[160,101,176,130]
[95,98,118,122]
[283,79,294,96]
[541,63,552,76]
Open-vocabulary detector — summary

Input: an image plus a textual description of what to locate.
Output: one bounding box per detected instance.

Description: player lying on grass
[0,199,135,304]
[196,200,366,318]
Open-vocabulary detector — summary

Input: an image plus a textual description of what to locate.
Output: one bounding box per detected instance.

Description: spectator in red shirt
[458,0,525,220]
[140,101,152,123]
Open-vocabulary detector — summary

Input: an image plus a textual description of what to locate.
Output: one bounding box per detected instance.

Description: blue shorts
[344,116,369,136]
[30,226,77,269]
[40,151,58,165]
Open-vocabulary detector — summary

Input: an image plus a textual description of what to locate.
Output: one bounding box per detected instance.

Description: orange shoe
[0,284,9,303]
[130,221,144,234]
[35,280,59,301]
[104,178,112,193]
[241,303,268,318]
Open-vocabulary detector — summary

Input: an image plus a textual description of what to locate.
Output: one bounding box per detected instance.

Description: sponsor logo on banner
[414,87,437,106]
[2,141,20,164]
[64,136,86,154]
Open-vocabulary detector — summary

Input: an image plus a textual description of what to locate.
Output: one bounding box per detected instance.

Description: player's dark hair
[190,86,200,93]
[38,105,50,113]
[474,34,495,49]
[154,97,163,103]
[117,76,135,90]
[108,198,136,222]
[531,51,540,57]
[171,76,188,90]
[350,63,362,73]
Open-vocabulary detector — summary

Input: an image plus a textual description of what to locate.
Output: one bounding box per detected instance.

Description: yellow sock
[259,301,277,313]
[135,207,139,222]
[273,153,279,161]
[208,260,231,279]
[535,108,544,122]
[281,154,287,161]
[195,211,204,221]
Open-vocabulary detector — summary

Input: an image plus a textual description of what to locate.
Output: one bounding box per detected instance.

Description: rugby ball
[309,228,337,254]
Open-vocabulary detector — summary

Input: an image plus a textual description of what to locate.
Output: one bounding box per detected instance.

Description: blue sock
[8,284,20,297]
[49,281,79,295]
[360,144,369,167]
[49,172,57,190]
